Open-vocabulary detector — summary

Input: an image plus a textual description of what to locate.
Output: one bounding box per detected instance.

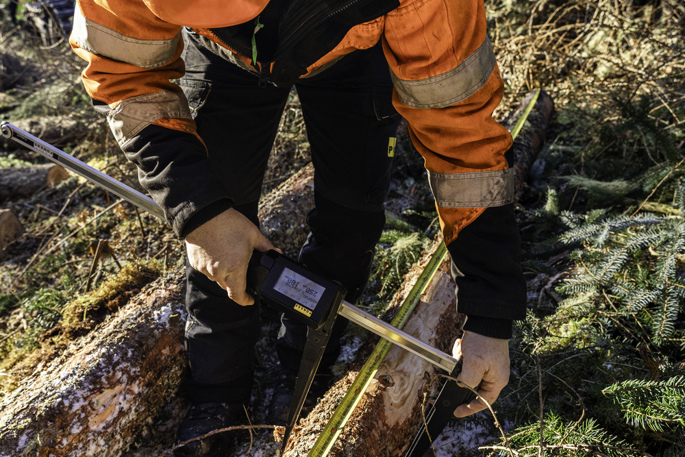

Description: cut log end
[0,209,23,257]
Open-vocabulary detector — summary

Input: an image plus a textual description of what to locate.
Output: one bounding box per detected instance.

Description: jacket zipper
[275,0,362,59]
[209,0,366,83]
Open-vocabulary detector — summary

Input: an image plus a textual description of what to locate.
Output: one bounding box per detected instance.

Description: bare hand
[184,208,276,306]
[452,330,510,418]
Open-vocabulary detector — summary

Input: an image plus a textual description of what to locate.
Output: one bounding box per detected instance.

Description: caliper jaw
[281,301,341,451]
[247,250,346,451]
[402,364,476,457]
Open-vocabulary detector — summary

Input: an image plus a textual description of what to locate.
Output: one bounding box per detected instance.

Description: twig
[631,156,685,217]
[133,206,147,238]
[635,125,659,166]
[16,200,122,281]
[85,240,106,292]
[0,24,21,47]
[418,389,437,455]
[162,425,279,457]
[536,354,544,457]
[481,443,653,456]
[243,405,255,454]
[444,374,516,456]
[0,327,21,345]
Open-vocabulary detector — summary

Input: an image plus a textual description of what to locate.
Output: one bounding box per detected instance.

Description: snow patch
[153,304,174,325]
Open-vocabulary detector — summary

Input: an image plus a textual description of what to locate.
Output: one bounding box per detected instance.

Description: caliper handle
[246,249,277,296]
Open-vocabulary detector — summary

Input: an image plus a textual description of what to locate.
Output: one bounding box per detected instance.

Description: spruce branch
[602,376,685,432]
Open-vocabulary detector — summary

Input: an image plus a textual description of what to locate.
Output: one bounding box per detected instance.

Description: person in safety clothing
[70,0,526,454]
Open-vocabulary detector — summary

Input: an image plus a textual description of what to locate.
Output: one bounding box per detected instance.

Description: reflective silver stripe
[108,90,192,147]
[428,168,514,208]
[391,37,496,109]
[72,6,180,69]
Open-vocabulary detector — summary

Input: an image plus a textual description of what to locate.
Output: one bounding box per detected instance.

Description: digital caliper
[2,121,474,456]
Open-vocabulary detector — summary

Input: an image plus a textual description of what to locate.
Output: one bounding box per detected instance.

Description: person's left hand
[452,330,510,418]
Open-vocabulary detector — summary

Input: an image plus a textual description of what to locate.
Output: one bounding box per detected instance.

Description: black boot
[173,402,243,456]
[267,369,332,426]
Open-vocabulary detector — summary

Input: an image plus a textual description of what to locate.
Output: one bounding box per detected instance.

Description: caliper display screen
[274,268,326,310]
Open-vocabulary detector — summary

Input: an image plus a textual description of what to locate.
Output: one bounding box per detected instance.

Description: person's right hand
[184,207,276,306]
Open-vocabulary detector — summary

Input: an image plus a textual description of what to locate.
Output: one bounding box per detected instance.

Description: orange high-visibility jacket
[71,0,525,335]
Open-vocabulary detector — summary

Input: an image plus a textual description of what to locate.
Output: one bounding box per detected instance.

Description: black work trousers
[180,29,401,404]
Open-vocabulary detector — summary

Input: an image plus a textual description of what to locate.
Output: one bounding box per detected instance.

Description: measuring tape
[304,89,541,456]
[306,241,448,457]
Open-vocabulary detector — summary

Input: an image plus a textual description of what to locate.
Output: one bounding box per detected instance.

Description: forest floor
[1,0,684,456]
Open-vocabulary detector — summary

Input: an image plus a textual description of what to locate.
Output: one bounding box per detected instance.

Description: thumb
[224,260,254,306]
[254,233,277,253]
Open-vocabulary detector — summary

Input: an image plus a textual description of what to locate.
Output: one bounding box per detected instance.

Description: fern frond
[563,175,639,204]
[559,210,583,230]
[675,178,685,212]
[611,286,662,314]
[557,276,599,297]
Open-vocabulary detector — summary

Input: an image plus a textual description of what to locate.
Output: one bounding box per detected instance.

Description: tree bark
[0,165,316,457]
[0,164,69,201]
[0,116,95,150]
[507,90,555,201]
[0,273,187,457]
[258,162,314,257]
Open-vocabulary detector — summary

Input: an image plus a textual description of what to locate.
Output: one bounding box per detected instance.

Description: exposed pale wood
[283,240,463,457]
[0,209,23,258]
[0,164,69,200]
[0,272,187,457]
[0,87,552,455]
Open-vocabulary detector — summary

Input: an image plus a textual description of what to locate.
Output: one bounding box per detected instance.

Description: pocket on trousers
[179,79,212,119]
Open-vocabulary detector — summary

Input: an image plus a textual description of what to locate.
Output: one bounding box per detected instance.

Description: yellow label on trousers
[388,137,396,157]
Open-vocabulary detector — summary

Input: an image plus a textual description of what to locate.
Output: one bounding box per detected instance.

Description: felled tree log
[0,52,43,91]
[0,116,95,149]
[283,240,462,457]
[0,164,69,201]
[0,163,316,456]
[0,274,187,457]
[259,162,314,257]
[507,90,555,201]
